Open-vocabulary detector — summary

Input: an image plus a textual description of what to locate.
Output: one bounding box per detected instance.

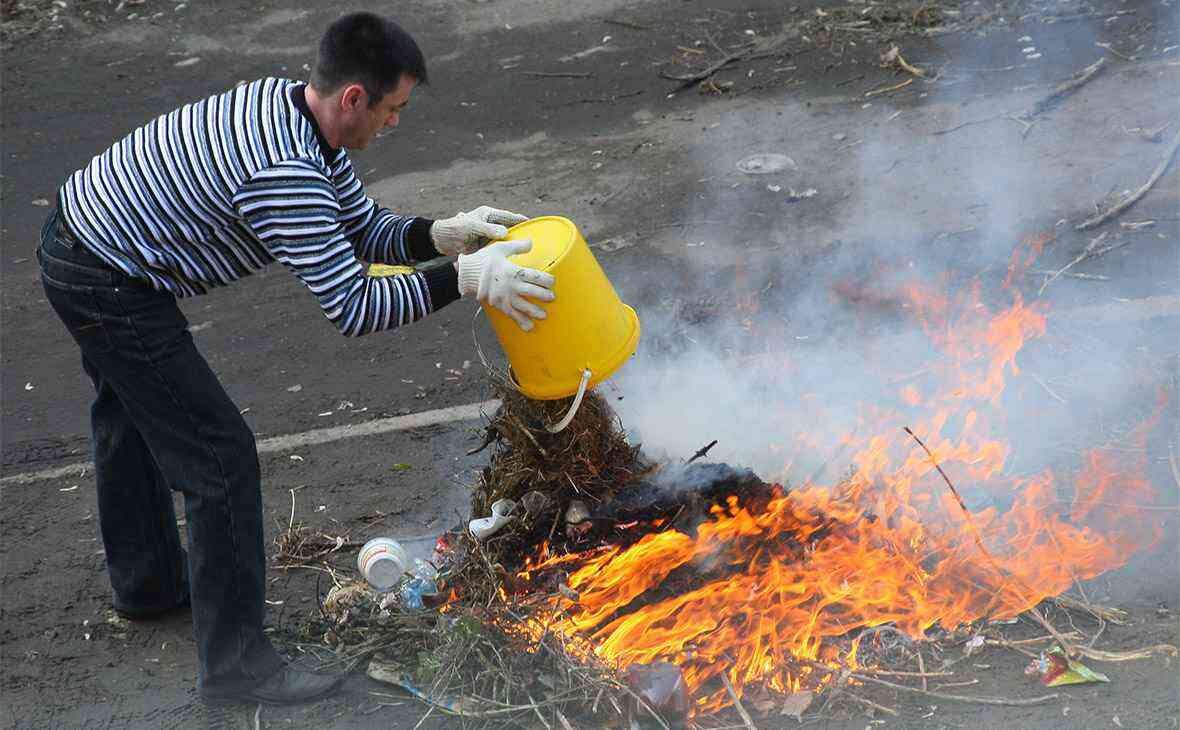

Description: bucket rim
[505,216,579,271]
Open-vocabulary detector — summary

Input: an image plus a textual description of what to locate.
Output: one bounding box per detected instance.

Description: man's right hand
[456,240,555,331]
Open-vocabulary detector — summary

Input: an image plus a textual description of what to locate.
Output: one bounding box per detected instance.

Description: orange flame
[515,235,1167,711]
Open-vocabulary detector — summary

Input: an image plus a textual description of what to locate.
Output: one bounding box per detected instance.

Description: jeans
[37,209,283,695]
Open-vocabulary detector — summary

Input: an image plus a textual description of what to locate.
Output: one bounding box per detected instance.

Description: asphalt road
[2,0,1178,727]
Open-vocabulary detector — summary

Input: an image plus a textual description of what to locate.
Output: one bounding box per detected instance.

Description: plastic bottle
[398,559,441,611]
[357,537,408,591]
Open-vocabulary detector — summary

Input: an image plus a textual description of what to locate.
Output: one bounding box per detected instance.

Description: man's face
[340,74,416,150]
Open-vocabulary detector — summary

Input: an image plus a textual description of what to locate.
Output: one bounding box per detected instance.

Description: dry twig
[903,427,1078,656]
[660,37,783,89]
[1028,269,1109,282]
[1170,441,1180,493]
[880,45,927,77]
[520,71,594,79]
[1026,57,1105,118]
[1077,127,1180,230]
[933,113,1032,136]
[856,673,1059,706]
[807,660,1059,706]
[1054,595,1127,625]
[1074,644,1178,662]
[846,692,900,716]
[721,673,759,730]
[865,668,954,678]
[1030,374,1068,404]
[865,78,913,98]
[1038,233,1134,294]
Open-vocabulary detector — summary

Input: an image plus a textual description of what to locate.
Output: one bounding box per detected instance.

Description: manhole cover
[736,153,797,174]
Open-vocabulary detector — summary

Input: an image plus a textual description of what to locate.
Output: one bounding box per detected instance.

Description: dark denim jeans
[38,209,283,695]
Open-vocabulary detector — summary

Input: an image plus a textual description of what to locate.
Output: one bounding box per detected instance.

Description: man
[37,12,554,705]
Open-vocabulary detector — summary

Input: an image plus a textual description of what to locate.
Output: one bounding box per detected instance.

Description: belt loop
[55,211,78,249]
[41,207,59,245]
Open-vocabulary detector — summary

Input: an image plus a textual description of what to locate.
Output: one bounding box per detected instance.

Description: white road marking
[0,399,501,487]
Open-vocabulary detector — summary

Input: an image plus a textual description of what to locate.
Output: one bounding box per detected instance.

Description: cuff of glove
[406,217,439,261]
[455,253,484,298]
[421,264,461,310]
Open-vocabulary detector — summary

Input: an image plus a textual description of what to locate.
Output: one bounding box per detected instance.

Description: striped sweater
[57,77,459,336]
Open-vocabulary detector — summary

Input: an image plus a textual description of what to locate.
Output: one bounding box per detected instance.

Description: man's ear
[340,84,367,112]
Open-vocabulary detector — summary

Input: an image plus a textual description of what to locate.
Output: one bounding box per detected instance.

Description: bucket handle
[470,308,591,434]
[544,368,591,433]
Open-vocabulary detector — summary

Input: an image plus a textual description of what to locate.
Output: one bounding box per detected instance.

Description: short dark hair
[311,12,428,108]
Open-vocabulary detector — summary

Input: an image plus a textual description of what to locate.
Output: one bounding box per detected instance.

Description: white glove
[456,240,556,331]
[430,205,528,256]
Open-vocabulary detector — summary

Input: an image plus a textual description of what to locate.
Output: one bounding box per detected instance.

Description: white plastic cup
[357,537,408,591]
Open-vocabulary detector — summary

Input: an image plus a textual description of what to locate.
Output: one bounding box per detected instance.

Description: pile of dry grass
[456,385,651,602]
[284,385,673,726]
[472,385,646,518]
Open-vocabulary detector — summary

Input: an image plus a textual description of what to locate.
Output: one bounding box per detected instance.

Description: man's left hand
[430,206,528,256]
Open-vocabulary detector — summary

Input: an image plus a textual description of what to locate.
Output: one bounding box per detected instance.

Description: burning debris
[284,234,1176,727]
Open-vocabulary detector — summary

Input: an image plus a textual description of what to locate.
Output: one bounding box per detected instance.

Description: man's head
[309,12,427,149]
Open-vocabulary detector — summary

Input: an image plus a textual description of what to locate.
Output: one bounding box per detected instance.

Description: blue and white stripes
[58,77,449,336]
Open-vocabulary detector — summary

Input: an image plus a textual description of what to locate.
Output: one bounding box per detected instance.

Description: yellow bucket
[486,216,640,400]
[368,263,416,276]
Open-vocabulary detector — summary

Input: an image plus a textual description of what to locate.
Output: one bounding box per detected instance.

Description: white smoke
[606,19,1178,491]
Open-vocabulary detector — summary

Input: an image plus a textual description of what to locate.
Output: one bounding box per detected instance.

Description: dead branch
[880,45,927,77]
[986,631,1083,649]
[660,40,782,89]
[1077,127,1180,230]
[558,90,644,106]
[1054,595,1128,625]
[1038,234,1134,294]
[1029,374,1067,404]
[1026,57,1105,118]
[936,678,980,689]
[721,673,758,730]
[845,692,899,716]
[933,113,1032,136]
[520,71,594,79]
[991,627,1080,655]
[1096,41,1137,61]
[509,414,549,458]
[806,660,1059,707]
[466,428,497,456]
[855,673,1059,706]
[1039,9,1135,24]
[903,427,1078,656]
[1170,441,1180,493]
[864,668,954,678]
[1028,269,1110,282]
[865,78,913,98]
[527,693,552,730]
[1074,644,1178,662]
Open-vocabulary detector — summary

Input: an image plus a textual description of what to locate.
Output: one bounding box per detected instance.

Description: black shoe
[114,594,191,621]
[213,665,343,706]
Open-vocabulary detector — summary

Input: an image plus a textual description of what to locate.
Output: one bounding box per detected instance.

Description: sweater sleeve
[233,159,459,336]
[330,152,441,263]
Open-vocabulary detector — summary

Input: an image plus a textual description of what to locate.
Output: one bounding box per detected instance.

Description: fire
[515,235,1167,711]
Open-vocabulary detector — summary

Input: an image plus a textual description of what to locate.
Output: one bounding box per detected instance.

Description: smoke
[607,16,1178,493]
